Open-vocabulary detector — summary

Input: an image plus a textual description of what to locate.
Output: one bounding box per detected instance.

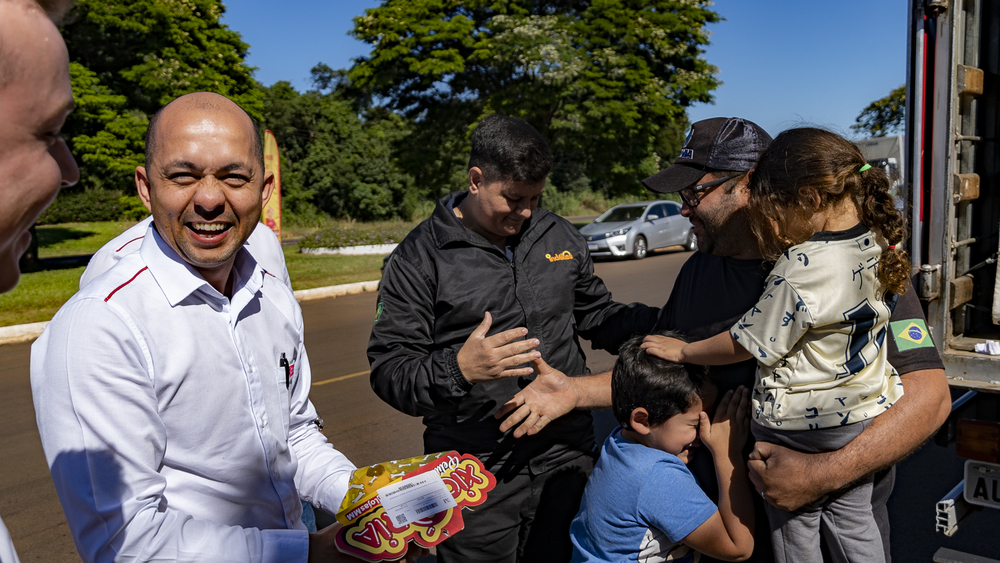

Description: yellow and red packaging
[334,451,497,561]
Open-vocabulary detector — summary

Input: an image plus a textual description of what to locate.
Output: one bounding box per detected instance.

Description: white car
[579,200,696,260]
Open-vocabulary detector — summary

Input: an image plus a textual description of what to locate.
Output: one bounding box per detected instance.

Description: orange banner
[261,129,281,240]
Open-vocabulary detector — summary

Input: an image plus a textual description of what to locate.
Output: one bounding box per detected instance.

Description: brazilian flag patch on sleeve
[889,319,935,351]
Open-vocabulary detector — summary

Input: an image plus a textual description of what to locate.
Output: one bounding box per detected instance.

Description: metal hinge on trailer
[936,481,977,536]
[920,264,942,300]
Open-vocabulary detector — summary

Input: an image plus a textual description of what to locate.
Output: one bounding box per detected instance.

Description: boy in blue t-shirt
[570,333,755,562]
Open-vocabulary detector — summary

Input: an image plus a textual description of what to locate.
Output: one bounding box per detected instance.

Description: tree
[349,0,720,196]
[66,62,148,192]
[58,0,263,193]
[852,85,905,137]
[260,81,415,222]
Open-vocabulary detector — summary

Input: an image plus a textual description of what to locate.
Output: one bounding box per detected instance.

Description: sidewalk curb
[293,280,380,302]
[300,244,397,256]
[0,280,381,347]
[0,322,51,347]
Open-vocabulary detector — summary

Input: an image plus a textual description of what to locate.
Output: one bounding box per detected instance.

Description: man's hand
[747,367,951,512]
[640,334,687,363]
[456,312,540,384]
[310,522,427,562]
[747,441,830,511]
[699,386,750,458]
[495,357,579,437]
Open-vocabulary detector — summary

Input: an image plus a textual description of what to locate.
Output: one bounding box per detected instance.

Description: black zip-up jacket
[368,191,656,475]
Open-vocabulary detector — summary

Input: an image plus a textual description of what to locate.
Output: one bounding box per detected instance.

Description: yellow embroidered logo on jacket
[545,250,574,262]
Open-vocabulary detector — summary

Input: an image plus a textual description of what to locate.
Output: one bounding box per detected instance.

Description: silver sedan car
[578,200,696,259]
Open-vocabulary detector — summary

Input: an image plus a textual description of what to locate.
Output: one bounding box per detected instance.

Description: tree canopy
[261,75,415,222]
[349,0,720,195]
[59,0,262,193]
[46,0,727,223]
[852,85,905,137]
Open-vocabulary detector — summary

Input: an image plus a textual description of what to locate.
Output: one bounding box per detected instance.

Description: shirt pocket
[275,367,292,436]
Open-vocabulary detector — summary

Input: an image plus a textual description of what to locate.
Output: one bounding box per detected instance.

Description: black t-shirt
[655,253,770,398]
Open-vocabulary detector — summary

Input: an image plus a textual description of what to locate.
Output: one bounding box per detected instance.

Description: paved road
[2,246,998,561]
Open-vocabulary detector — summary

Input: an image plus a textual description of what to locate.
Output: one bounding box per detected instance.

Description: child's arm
[641,331,753,366]
[681,387,755,562]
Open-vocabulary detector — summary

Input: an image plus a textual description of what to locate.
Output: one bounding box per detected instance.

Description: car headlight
[605,226,631,238]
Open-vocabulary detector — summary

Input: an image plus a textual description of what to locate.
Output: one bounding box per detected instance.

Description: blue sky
[221,0,907,139]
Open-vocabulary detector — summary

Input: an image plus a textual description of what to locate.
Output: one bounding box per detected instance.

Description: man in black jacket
[367,115,649,562]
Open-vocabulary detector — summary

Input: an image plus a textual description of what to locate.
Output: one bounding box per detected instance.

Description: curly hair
[747,127,909,295]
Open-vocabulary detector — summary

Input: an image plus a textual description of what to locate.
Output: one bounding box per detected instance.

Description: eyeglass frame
[678,173,743,208]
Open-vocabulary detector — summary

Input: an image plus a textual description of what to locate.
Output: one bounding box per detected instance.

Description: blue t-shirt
[570,428,718,562]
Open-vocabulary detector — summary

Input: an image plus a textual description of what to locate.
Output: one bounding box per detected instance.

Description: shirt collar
[139,223,263,307]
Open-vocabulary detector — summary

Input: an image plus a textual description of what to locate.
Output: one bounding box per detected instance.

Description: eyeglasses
[678,174,742,208]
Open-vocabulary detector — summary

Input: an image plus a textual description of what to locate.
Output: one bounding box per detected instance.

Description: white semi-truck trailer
[904,0,1000,558]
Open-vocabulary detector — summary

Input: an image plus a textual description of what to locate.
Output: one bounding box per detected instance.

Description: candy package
[334,451,496,561]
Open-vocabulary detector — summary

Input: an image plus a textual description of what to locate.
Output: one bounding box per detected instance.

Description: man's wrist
[794,448,846,495]
[563,377,583,410]
[567,371,612,410]
[446,350,475,392]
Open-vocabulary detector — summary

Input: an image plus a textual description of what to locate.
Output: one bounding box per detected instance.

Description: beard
[695,200,757,258]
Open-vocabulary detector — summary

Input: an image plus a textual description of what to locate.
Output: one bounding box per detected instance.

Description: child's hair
[747,127,910,295]
[612,332,707,430]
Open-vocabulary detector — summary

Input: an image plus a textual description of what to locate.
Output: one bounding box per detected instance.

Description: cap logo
[683,127,694,148]
[679,148,694,159]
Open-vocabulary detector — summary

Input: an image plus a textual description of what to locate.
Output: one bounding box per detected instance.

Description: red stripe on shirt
[105,267,149,302]
[116,236,144,253]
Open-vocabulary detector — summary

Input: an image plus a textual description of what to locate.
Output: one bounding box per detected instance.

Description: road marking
[313,370,370,387]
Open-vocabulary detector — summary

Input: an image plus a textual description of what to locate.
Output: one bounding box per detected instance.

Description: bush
[540,184,584,216]
[37,189,124,224]
[298,223,415,250]
[282,203,331,229]
[541,185,680,217]
[118,195,149,221]
[408,199,437,222]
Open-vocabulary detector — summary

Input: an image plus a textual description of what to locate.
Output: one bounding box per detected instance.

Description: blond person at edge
[0,0,79,561]
[497,121,950,534]
[31,93,421,563]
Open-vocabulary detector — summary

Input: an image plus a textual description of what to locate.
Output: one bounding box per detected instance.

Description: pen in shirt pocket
[280,353,290,389]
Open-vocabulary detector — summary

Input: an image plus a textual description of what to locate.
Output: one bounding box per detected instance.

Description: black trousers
[436,454,594,563]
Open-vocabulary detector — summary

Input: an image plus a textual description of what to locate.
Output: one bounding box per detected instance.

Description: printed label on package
[377,471,457,527]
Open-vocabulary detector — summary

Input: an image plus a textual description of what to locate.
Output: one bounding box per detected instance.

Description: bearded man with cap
[498,118,950,562]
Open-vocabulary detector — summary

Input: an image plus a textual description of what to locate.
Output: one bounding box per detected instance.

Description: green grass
[0,239,387,327]
[3,208,609,327]
[36,221,139,257]
[0,267,86,326]
[284,247,384,291]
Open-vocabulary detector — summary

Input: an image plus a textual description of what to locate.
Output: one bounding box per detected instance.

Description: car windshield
[595,206,646,223]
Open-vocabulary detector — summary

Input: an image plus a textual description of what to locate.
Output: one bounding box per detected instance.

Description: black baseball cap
[642,117,772,193]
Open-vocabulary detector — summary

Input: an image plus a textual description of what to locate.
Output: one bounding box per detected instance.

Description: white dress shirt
[32,224,355,563]
[0,515,20,563]
[79,216,291,290]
